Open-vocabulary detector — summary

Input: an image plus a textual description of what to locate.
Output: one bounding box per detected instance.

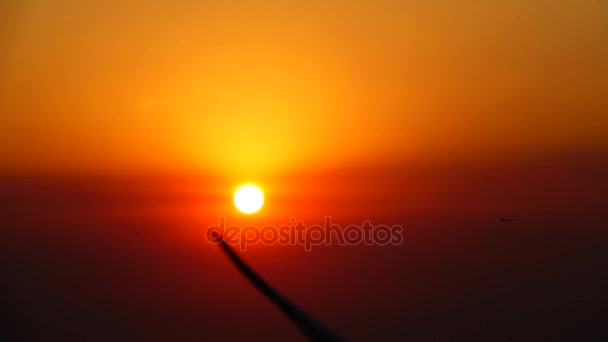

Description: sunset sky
[1,0,607,340]
[2,0,607,177]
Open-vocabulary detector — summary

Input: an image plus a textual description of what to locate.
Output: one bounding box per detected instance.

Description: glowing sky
[2,3,608,340]
[1,0,607,178]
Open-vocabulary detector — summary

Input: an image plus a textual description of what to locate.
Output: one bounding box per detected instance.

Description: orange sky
[2,3,608,340]
[1,0,607,179]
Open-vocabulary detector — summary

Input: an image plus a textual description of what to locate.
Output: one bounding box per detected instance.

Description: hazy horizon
[1,0,607,340]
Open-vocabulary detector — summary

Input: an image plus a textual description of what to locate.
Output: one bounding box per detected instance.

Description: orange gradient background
[1,0,607,340]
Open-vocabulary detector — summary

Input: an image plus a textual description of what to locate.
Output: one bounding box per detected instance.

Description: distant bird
[499,217,518,222]
[212,234,348,342]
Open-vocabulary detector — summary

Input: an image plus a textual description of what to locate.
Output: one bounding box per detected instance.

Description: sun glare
[234,185,264,214]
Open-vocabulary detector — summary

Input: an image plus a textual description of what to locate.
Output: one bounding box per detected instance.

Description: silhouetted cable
[214,235,348,342]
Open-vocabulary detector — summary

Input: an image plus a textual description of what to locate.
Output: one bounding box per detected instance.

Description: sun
[234,184,264,214]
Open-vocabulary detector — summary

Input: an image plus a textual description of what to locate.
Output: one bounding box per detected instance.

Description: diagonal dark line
[215,236,348,342]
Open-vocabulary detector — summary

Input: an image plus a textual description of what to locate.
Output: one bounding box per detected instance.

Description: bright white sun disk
[234,185,264,214]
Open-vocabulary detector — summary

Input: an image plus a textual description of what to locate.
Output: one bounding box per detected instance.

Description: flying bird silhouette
[499,217,518,222]
[212,234,349,342]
